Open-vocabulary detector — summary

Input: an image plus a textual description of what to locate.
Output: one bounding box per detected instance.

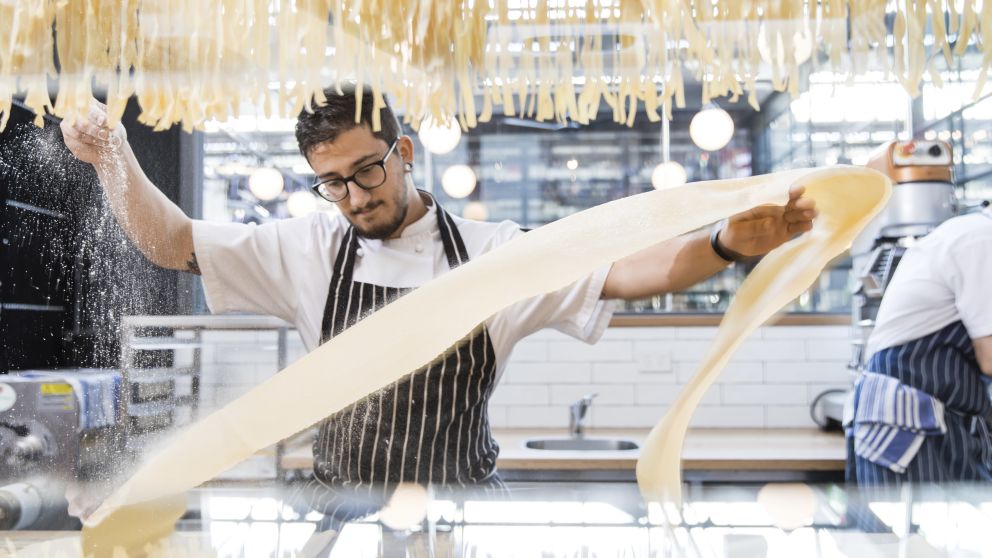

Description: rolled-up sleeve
[192,219,299,321]
[513,264,616,344]
[488,222,617,346]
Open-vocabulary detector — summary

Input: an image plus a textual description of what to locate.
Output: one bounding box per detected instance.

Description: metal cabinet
[119,314,293,478]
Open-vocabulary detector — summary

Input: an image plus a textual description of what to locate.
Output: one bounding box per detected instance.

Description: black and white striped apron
[297,197,504,522]
[848,320,992,486]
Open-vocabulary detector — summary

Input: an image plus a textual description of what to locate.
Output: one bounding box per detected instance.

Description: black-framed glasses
[311,140,398,202]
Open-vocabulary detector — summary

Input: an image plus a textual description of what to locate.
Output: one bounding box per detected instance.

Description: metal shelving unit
[120,314,293,478]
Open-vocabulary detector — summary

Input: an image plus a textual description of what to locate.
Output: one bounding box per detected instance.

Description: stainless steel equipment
[118,314,292,478]
[0,478,74,530]
[814,139,957,429]
[856,139,957,252]
[0,371,131,529]
[524,438,638,451]
[0,375,102,530]
[0,368,191,481]
[854,139,957,363]
[0,376,90,479]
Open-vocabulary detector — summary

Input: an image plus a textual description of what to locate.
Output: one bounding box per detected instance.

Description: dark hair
[295,85,401,159]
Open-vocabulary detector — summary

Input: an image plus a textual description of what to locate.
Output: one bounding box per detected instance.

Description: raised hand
[718,185,818,258]
[59,100,127,166]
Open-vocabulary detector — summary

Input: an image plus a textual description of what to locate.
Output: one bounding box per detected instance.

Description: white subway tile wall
[196,330,308,415]
[194,325,851,429]
[492,325,852,429]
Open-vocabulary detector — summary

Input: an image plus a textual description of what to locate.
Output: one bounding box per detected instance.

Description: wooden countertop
[280,428,846,472]
[609,314,851,327]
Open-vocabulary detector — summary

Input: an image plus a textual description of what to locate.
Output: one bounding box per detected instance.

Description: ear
[397,135,415,167]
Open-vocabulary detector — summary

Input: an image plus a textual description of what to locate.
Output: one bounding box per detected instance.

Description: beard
[349,183,410,240]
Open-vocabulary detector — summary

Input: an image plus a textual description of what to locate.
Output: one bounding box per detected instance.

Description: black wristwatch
[710,223,744,263]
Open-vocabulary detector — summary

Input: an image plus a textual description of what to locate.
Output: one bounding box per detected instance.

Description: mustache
[351,201,382,216]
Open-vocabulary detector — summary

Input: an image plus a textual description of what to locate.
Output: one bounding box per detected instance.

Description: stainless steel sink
[524,438,639,451]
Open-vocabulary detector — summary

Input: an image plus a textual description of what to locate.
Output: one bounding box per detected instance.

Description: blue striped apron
[848,320,992,485]
[293,194,505,525]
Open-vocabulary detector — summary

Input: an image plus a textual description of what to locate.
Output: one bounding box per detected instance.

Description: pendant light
[418,116,462,155]
[689,105,735,152]
[441,164,477,199]
[286,190,317,217]
[248,167,285,201]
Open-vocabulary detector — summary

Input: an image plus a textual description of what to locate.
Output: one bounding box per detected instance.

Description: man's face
[308,126,411,239]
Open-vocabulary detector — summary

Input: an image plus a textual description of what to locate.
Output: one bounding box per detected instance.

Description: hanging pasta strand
[0,0,988,132]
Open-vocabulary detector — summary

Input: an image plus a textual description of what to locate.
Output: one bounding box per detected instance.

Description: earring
[404,162,414,172]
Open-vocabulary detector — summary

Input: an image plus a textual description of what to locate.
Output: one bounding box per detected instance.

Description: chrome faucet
[568,393,597,438]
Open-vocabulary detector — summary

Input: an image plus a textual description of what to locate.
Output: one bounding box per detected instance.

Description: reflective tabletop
[3,481,991,557]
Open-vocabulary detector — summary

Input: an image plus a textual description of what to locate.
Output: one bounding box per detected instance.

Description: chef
[60,87,815,516]
[848,205,992,486]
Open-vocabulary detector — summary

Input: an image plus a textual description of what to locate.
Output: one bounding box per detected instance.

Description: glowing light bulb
[248,167,284,201]
[286,191,317,217]
[441,165,477,199]
[418,117,462,154]
[651,161,688,190]
[689,107,735,152]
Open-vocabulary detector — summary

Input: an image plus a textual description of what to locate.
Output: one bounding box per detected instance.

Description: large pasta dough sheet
[67,166,888,556]
[636,167,889,506]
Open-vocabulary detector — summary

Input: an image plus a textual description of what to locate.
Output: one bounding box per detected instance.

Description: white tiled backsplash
[194,325,851,430]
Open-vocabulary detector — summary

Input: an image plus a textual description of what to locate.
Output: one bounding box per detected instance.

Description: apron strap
[435,200,470,268]
[321,228,359,341]
[331,227,359,285]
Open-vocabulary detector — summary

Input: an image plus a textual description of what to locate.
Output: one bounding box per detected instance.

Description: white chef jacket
[867,209,992,357]
[192,200,616,373]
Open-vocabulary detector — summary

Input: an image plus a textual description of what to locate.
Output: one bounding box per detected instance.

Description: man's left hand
[718,185,817,258]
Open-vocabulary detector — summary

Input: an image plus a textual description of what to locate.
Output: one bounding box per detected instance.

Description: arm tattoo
[185,252,201,275]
